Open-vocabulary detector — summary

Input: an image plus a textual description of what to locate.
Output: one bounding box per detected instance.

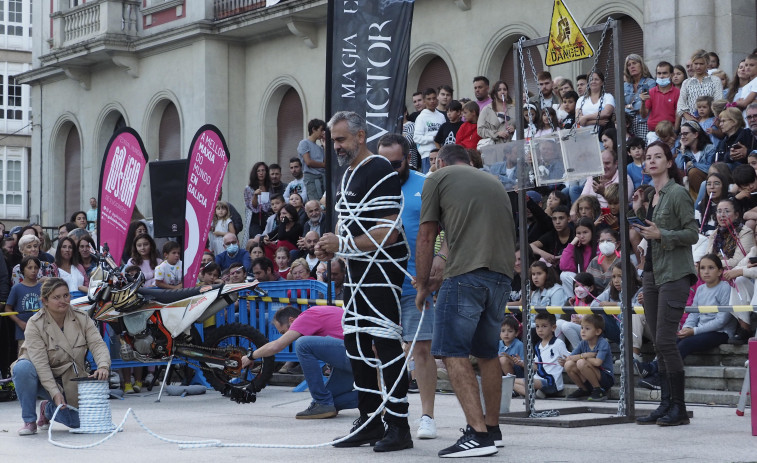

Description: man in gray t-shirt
[298,118,327,202]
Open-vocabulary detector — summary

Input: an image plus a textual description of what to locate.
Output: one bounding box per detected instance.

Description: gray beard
[337,149,357,166]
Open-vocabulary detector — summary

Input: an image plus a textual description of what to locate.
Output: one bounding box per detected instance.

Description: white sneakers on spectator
[417,414,437,439]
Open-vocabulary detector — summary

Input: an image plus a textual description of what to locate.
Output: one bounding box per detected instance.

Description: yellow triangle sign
[545,0,594,66]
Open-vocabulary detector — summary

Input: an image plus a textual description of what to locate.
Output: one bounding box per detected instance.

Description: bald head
[304,231,320,254]
[223,233,239,254]
[305,200,322,222]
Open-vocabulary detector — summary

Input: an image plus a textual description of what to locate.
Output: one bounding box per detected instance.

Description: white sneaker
[144,373,155,385]
[417,414,437,439]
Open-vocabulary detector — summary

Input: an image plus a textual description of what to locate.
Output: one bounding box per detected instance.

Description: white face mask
[574,286,590,299]
[598,241,617,256]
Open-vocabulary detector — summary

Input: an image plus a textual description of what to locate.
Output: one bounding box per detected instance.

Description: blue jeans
[432,269,512,358]
[295,336,358,410]
[12,359,80,427]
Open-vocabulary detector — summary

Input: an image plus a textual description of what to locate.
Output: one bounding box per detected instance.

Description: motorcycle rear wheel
[201,323,274,394]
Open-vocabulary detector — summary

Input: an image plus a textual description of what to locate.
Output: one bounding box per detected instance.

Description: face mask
[656,77,671,87]
[598,241,617,256]
[226,244,239,255]
[574,286,589,299]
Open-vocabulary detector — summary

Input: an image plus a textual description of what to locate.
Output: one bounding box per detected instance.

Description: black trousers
[642,273,690,373]
[343,258,409,425]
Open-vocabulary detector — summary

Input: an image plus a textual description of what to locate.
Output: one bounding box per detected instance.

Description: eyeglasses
[715,209,733,215]
[747,114,757,120]
[706,181,722,187]
[680,131,694,136]
[389,159,404,169]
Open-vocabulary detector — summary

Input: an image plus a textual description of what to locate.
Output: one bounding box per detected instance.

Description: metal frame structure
[505,18,636,427]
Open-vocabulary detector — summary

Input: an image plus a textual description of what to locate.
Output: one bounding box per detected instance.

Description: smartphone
[749,257,757,264]
[601,207,611,216]
[627,216,646,227]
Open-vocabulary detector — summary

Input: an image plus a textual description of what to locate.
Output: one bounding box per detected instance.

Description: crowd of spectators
[401,48,757,395]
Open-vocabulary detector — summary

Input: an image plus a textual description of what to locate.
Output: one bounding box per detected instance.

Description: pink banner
[97,128,149,264]
[183,125,230,287]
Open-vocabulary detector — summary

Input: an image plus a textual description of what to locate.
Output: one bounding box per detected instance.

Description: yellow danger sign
[545,0,594,66]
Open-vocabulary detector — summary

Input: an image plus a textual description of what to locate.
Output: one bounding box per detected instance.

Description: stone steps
[268,344,753,407]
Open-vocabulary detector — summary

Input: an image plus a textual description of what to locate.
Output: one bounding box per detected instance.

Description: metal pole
[512,40,531,417]
[611,19,635,417]
[324,0,335,304]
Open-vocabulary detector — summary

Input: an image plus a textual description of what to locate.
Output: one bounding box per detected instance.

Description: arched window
[500,40,544,99]
[158,102,180,161]
[417,56,453,95]
[276,87,303,183]
[64,125,81,217]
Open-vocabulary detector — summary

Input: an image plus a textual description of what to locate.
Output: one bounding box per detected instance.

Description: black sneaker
[588,387,607,401]
[486,424,503,448]
[407,379,419,393]
[565,388,591,400]
[332,415,385,448]
[374,422,413,452]
[438,425,497,458]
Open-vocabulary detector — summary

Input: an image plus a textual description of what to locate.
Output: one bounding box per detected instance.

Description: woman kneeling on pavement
[11,278,110,435]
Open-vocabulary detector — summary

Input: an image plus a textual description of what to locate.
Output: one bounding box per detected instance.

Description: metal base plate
[498,406,692,428]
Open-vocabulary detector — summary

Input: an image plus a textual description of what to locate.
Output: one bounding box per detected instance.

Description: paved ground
[1,385,755,462]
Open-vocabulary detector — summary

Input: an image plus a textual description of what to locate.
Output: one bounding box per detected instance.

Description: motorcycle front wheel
[201,323,275,394]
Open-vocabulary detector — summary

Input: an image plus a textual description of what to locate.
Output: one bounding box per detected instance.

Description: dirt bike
[72,245,274,403]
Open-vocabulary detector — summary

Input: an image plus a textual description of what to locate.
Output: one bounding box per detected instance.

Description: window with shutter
[586,16,644,89]
[417,57,453,95]
[500,39,544,99]
[158,102,181,161]
[64,125,81,216]
[276,87,303,183]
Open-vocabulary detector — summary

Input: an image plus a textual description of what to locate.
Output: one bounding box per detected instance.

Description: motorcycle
[72,245,274,403]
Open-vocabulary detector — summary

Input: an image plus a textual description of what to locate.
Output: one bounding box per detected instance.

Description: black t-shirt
[433,121,464,146]
[337,156,404,241]
[561,113,576,129]
[738,192,757,214]
[537,227,575,258]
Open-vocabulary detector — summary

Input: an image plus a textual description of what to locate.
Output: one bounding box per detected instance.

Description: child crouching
[561,314,615,401]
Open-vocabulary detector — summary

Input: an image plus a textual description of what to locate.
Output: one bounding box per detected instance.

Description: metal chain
[616,295,627,416]
[516,38,535,134]
[593,25,614,132]
[523,283,559,419]
[572,17,613,139]
[525,299,536,414]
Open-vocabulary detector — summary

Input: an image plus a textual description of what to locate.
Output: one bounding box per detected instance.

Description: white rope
[46,155,426,450]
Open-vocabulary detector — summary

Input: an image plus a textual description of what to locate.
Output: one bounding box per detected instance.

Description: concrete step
[605,363,748,391]
[560,383,749,407]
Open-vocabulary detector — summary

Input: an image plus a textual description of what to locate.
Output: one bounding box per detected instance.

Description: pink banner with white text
[183,125,230,287]
[97,128,149,264]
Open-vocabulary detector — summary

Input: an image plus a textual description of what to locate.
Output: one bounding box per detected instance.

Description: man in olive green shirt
[415,144,515,457]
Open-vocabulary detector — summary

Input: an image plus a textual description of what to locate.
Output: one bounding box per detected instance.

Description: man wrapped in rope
[315,111,413,453]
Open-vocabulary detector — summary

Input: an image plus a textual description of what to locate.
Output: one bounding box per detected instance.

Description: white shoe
[417,414,437,439]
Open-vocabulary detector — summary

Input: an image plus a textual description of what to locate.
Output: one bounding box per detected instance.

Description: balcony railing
[52,0,140,49]
[214,0,289,20]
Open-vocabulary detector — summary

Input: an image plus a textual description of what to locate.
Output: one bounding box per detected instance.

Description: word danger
[550,43,589,62]
[104,145,141,206]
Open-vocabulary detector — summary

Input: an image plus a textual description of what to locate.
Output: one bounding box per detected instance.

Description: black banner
[325,0,414,233]
[327,0,414,151]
